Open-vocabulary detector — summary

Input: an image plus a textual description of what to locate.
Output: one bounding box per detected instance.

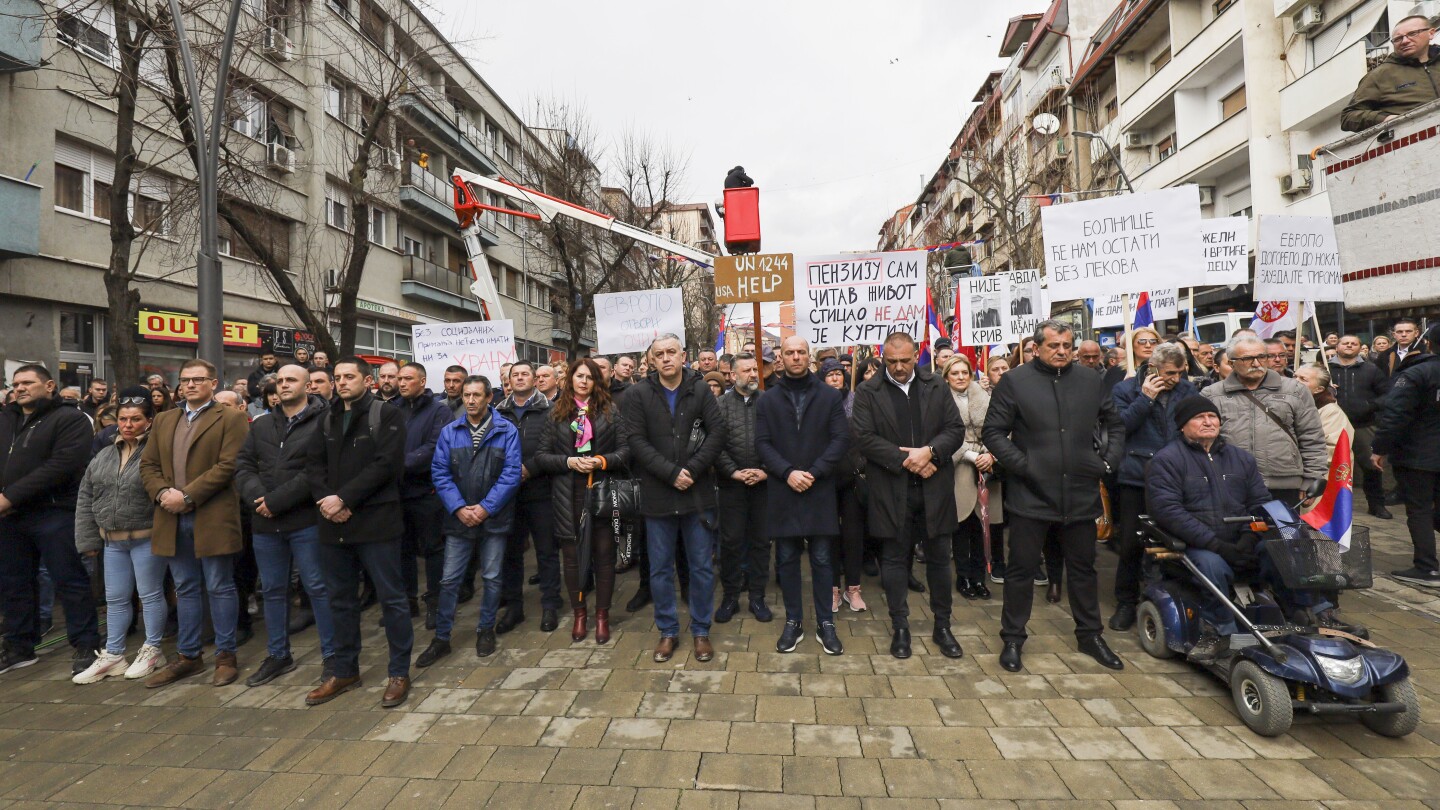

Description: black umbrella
[576,471,595,604]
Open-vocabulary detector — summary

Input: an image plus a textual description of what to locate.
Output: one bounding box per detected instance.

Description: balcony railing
[404,255,470,297]
[404,162,450,202]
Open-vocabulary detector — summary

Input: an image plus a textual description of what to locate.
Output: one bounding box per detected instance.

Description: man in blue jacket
[419,375,522,663]
[391,362,449,629]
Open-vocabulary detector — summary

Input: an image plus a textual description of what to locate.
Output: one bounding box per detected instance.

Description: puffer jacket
[496,390,552,503]
[714,387,762,482]
[235,394,328,533]
[432,407,523,539]
[620,368,727,517]
[1110,374,1199,488]
[1146,435,1273,552]
[75,434,154,554]
[1201,370,1328,492]
[1373,352,1440,471]
[533,403,631,542]
[1341,44,1440,132]
[1329,357,1388,426]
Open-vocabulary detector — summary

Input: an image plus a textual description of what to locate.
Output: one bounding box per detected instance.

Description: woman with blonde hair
[941,355,1004,598]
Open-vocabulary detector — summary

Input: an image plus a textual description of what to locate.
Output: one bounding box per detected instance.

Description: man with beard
[375,362,401,403]
[436,365,466,418]
[714,353,772,624]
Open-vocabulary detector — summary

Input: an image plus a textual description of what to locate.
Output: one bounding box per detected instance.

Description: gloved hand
[1216,543,1258,572]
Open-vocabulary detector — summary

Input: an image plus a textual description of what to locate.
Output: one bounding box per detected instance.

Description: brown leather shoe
[144,653,203,689]
[305,675,362,706]
[594,609,611,646]
[381,676,410,709]
[213,651,239,687]
[653,636,678,663]
[693,636,714,663]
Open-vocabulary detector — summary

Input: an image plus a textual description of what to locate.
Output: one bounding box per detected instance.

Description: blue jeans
[1186,543,1329,636]
[776,536,834,625]
[102,538,169,654]
[254,526,336,660]
[165,514,239,658]
[646,512,717,638]
[435,531,507,641]
[318,539,412,679]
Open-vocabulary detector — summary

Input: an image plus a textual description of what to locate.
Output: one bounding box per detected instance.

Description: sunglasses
[119,396,149,405]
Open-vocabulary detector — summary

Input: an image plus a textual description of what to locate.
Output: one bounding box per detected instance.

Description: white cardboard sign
[793,251,926,348]
[1091,290,1178,328]
[1041,185,1206,298]
[1200,216,1250,285]
[1000,268,1048,343]
[954,275,1012,347]
[412,320,516,384]
[1254,215,1344,302]
[594,287,687,355]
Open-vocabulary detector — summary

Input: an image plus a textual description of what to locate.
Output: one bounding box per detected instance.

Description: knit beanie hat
[1173,395,1220,431]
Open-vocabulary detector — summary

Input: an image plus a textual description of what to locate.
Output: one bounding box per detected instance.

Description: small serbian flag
[1302,430,1354,550]
[713,311,726,354]
[919,289,946,367]
[1132,291,1155,329]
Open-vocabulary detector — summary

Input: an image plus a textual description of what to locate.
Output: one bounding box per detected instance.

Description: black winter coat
[496,391,553,502]
[1146,436,1272,552]
[715,388,762,483]
[0,397,93,514]
[1373,353,1440,471]
[246,361,280,402]
[305,392,407,544]
[755,373,850,537]
[982,359,1125,523]
[1329,358,1389,427]
[533,404,632,541]
[620,369,727,517]
[851,369,965,538]
[235,394,328,532]
[392,389,448,499]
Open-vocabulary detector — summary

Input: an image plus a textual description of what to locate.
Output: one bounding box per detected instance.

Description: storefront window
[60,311,96,353]
[343,317,415,363]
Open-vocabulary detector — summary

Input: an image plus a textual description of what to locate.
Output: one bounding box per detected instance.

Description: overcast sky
[433,1,1029,258]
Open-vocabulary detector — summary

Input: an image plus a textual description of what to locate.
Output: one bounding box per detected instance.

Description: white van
[1193,313,1250,347]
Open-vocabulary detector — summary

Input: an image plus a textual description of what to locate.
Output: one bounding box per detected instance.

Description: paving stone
[793,724,862,758]
[538,716,610,748]
[664,719,732,753]
[695,694,757,721]
[879,757,978,799]
[612,750,702,789]
[1168,760,1281,800]
[755,695,817,724]
[363,742,460,778]
[477,715,551,746]
[987,727,1071,760]
[781,755,842,796]
[639,692,702,719]
[727,721,794,755]
[966,760,1073,800]
[544,747,623,786]
[858,725,918,758]
[1118,726,1202,760]
[475,744,557,782]
[984,698,1057,727]
[1110,761,1202,801]
[1050,760,1137,800]
[696,753,784,792]
[1055,727,1147,760]
[910,726,1003,760]
[601,717,671,749]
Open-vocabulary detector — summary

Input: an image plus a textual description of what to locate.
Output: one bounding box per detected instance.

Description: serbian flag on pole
[1132,291,1155,329]
[713,310,726,354]
[1302,430,1354,550]
[918,289,946,367]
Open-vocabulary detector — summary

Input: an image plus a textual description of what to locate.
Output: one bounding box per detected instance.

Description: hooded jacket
[432,407,523,538]
[235,394,328,532]
[620,368,727,517]
[1372,352,1440,471]
[1201,369,1328,492]
[1341,44,1440,132]
[0,396,93,514]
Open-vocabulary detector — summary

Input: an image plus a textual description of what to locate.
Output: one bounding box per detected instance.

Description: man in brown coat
[140,358,250,687]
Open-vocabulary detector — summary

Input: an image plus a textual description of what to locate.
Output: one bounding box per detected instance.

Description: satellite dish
[1032,113,1061,136]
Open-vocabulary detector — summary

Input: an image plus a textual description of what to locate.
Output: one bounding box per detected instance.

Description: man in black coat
[755,337,850,655]
[0,364,102,675]
[304,357,412,709]
[621,334,727,665]
[851,332,966,660]
[983,320,1125,673]
[714,353,772,624]
[495,360,561,633]
[1330,334,1392,518]
[391,362,449,628]
[1373,326,1440,587]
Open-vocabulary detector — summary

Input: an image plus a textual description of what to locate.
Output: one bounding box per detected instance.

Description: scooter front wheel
[1360,677,1420,738]
[1230,660,1293,736]
[1136,601,1177,659]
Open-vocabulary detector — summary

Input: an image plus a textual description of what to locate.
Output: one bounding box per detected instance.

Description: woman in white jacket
[942,355,1004,599]
[1296,363,1354,466]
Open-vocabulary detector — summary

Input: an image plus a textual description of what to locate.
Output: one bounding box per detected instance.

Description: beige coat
[1317,401,1355,467]
[949,381,1003,524]
[140,404,249,558]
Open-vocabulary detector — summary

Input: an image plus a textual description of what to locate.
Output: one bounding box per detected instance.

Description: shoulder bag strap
[1237,389,1298,448]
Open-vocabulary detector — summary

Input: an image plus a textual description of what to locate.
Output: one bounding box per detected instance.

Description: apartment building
[0,0,566,388]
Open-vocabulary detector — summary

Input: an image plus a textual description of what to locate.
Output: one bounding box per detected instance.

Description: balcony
[401,255,480,314]
[398,163,498,246]
[0,174,41,258]
[1121,5,1241,124]
[1280,39,1371,131]
[1025,64,1068,113]
[1135,109,1248,190]
[550,312,596,348]
[0,0,43,72]
[394,93,498,175]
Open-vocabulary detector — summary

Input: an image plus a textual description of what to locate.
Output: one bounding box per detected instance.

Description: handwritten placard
[412,320,516,385]
[714,253,794,304]
[955,275,1012,347]
[1201,216,1250,285]
[1254,215,1343,302]
[1000,269,1048,343]
[793,251,926,348]
[594,287,687,355]
[1041,185,1205,299]
[1091,290,1178,328]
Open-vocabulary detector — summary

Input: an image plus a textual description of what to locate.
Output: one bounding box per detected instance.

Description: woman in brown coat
[943,355,1004,599]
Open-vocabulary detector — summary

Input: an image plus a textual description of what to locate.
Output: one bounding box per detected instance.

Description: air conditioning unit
[1280,169,1312,195]
[262,27,293,61]
[1198,185,1216,206]
[1292,4,1324,34]
[1125,131,1151,149]
[266,141,295,174]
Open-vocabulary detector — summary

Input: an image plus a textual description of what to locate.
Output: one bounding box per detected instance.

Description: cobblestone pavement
[3,510,1440,808]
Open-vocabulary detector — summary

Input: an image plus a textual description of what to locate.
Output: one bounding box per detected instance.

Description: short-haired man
[140,358,250,688]
[308,367,334,401]
[1264,338,1290,375]
[1330,334,1392,518]
[1077,340,1105,371]
[714,352,773,624]
[1378,318,1423,377]
[1342,15,1439,132]
[614,355,636,386]
[420,375,523,663]
[392,361,450,628]
[853,331,966,660]
[534,364,559,401]
[437,365,466,418]
[622,334,727,664]
[80,378,109,417]
[1372,325,1440,586]
[697,350,718,373]
[984,321,1126,673]
[495,360,562,634]
[304,357,412,709]
[247,351,280,402]
[0,364,102,675]
[215,389,246,412]
[311,351,330,370]
[147,373,167,391]
[375,362,401,403]
[236,364,338,686]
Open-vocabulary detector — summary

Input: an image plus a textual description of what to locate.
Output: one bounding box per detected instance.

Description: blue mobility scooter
[1136,502,1418,737]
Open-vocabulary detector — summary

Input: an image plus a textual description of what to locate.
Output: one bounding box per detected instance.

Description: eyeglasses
[178,377,211,385]
[1391,28,1434,44]
[1135,338,1160,346]
[1231,355,1265,364]
[118,396,148,405]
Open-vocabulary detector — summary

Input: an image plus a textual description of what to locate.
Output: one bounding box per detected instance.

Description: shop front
[136,309,265,387]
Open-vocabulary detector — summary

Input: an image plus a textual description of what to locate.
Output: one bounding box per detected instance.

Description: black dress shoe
[1108,604,1137,632]
[528,574,540,585]
[932,626,963,659]
[1078,636,1124,670]
[1046,582,1062,604]
[626,588,652,613]
[540,609,559,632]
[890,627,912,659]
[907,573,926,593]
[999,641,1023,672]
[1370,504,1394,520]
[495,608,525,635]
[714,596,740,624]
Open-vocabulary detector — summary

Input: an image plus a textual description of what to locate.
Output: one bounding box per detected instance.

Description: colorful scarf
[571,398,593,453]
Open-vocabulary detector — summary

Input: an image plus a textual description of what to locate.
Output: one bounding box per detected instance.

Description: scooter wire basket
[1264,525,1372,591]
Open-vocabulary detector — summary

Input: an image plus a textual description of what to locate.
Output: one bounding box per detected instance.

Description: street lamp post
[1073,130,1135,194]
[166,0,245,369]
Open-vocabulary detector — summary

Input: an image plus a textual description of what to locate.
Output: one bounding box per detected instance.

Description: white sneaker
[125,645,165,680]
[72,651,128,685]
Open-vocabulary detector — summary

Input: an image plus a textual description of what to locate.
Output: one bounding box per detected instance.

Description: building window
[54,164,85,213]
[229,89,268,140]
[325,182,349,230]
[60,312,96,353]
[1150,47,1171,74]
[1156,134,1176,161]
[369,206,390,246]
[1213,0,1235,13]
[348,317,413,361]
[324,77,349,124]
[1220,84,1247,120]
[57,7,116,66]
[133,195,166,234]
[402,235,423,256]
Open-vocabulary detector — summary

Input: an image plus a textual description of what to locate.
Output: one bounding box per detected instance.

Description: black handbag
[591,475,642,521]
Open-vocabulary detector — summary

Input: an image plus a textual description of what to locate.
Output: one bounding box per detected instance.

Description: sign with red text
[793,251,926,348]
[1041,185,1205,299]
[412,319,516,384]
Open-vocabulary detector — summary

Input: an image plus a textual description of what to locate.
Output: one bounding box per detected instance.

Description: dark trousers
[502,495,562,612]
[1002,515,1101,644]
[1111,484,1147,607]
[879,483,952,629]
[319,539,413,679]
[718,483,768,600]
[835,478,866,587]
[0,507,100,654]
[400,495,445,606]
[1353,425,1386,508]
[561,482,614,610]
[951,513,987,582]
[235,512,258,631]
[1396,466,1440,572]
[776,536,834,624]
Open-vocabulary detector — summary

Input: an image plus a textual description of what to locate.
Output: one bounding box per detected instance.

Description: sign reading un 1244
[714,253,794,304]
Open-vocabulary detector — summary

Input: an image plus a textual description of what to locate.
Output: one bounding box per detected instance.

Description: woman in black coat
[534,358,631,645]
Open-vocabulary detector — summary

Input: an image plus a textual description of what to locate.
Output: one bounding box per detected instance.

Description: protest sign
[793,251,926,348]
[714,253,794,304]
[412,320,516,384]
[954,275,1011,347]
[1254,215,1343,302]
[1091,289,1178,328]
[1041,185,1205,299]
[1000,268,1047,343]
[594,287,686,355]
[1200,216,1250,285]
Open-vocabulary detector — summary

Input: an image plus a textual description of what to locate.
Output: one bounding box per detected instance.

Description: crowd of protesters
[0,313,1436,707]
